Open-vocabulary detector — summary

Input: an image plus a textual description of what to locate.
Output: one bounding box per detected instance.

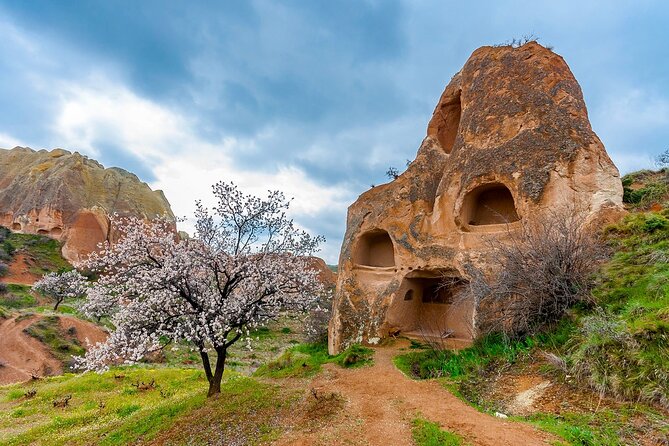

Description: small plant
[655,148,669,168]
[412,417,466,446]
[24,389,37,399]
[131,378,156,391]
[52,395,72,408]
[386,166,400,180]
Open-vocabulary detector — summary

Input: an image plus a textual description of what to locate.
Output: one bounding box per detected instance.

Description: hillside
[0,147,174,262]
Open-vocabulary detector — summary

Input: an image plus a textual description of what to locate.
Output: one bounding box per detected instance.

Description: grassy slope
[254,342,374,378]
[2,230,72,275]
[0,367,208,446]
[394,203,669,444]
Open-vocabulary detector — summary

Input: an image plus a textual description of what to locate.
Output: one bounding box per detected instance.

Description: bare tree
[655,148,669,168]
[467,207,606,337]
[386,166,400,180]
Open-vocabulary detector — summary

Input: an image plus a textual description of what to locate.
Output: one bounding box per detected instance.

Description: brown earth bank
[0,253,40,285]
[273,340,554,446]
[0,313,107,385]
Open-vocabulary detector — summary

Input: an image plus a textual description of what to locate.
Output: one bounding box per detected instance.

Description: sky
[0,1,668,264]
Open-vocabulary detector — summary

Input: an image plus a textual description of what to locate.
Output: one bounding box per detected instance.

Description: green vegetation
[571,211,669,404]
[0,367,291,446]
[23,316,85,371]
[621,170,669,208]
[412,418,467,446]
[0,284,36,309]
[148,375,297,445]
[255,342,374,378]
[0,367,208,446]
[1,229,71,275]
[394,323,573,383]
[395,209,669,444]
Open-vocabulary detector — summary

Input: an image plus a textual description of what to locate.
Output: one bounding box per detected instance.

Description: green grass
[572,211,669,404]
[0,367,209,446]
[23,315,86,371]
[523,406,669,446]
[254,342,374,378]
[148,375,297,445]
[412,418,467,446]
[0,284,36,309]
[3,231,71,275]
[394,322,574,382]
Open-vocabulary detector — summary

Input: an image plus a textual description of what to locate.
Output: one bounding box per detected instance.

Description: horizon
[1,1,668,263]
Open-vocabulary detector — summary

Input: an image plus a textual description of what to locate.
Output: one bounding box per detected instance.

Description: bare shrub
[468,207,606,337]
[304,290,333,343]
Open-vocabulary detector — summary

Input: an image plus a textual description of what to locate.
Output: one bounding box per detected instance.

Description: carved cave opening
[461,183,520,227]
[50,227,63,236]
[353,230,395,267]
[432,91,461,154]
[11,222,21,231]
[386,271,473,342]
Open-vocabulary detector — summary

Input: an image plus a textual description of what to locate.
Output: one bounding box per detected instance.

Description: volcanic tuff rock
[0,147,174,263]
[328,42,625,354]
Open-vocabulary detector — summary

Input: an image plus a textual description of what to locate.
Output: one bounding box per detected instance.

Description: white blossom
[71,182,325,395]
[32,270,87,311]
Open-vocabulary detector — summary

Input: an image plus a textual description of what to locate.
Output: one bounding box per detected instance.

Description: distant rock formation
[0,147,174,263]
[328,42,625,354]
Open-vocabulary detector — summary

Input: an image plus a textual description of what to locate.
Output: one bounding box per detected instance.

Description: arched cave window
[50,227,63,236]
[428,90,462,154]
[353,230,395,267]
[461,183,520,226]
[11,222,21,231]
[37,229,49,235]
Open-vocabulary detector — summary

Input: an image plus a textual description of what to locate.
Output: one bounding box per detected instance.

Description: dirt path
[277,341,553,446]
[0,315,62,384]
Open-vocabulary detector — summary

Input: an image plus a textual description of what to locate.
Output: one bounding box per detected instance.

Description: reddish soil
[0,313,107,385]
[0,314,62,384]
[58,315,108,348]
[1,253,40,285]
[275,341,554,446]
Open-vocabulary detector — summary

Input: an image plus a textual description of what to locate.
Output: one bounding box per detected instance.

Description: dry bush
[468,207,606,337]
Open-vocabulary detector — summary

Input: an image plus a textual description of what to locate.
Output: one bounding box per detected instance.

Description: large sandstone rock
[0,147,174,263]
[328,42,624,354]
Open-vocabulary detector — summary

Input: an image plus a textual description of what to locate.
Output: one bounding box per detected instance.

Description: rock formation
[328,42,625,354]
[0,147,174,263]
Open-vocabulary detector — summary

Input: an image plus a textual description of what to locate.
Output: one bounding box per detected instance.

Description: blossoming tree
[32,270,87,311]
[75,182,325,396]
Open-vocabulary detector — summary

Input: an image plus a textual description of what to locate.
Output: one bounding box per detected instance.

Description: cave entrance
[461,183,520,227]
[428,90,461,154]
[386,270,474,345]
[353,229,395,268]
[11,222,21,231]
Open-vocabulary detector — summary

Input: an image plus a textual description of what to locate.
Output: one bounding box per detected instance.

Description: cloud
[0,132,24,149]
[50,78,352,262]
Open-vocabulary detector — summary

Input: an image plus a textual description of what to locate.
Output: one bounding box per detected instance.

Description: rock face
[0,147,174,263]
[328,43,624,354]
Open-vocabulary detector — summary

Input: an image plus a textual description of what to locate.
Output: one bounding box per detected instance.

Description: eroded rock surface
[0,147,174,263]
[329,43,624,354]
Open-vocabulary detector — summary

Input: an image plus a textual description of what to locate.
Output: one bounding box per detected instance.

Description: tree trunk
[53,297,63,311]
[207,346,227,397]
